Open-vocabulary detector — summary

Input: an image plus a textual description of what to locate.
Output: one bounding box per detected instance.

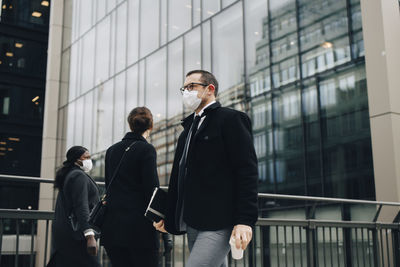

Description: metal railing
[1,174,400,267]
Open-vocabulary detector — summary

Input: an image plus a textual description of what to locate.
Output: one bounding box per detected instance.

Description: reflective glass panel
[168,38,184,120]
[115,2,127,73]
[83,91,94,152]
[212,3,244,92]
[168,0,192,41]
[126,64,139,132]
[95,15,111,86]
[202,0,220,20]
[113,72,126,142]
[127,0,140,65]
[145,48,167,123]
[81,29,95,93]
[184,27,201,74]
[140,0,160,57]
[97,80,114,152]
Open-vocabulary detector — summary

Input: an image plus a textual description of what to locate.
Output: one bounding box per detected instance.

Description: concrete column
[36,0,64,266]
[360,0,400,220]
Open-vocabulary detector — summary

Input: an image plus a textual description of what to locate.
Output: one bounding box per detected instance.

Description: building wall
[55,0,375,202]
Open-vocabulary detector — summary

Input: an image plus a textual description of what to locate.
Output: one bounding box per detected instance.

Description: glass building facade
[58,0,374,199]
[56,0,375,265]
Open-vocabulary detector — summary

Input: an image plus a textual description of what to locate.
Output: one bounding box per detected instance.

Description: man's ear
[207,84,215,95]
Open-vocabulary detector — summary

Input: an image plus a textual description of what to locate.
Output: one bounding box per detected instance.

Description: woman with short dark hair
[100,107,160,267]
[48,146,100,267]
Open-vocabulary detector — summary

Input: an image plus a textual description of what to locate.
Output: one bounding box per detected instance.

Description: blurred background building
[0,0,50,265]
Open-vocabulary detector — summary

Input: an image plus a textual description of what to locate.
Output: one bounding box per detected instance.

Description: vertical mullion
[314,75,325,196]
[266,0,278,195]
[159,0,162,47]
[191,0,194,28]
[210,19,214,74]
[241,0,250,112]
[345,0,354,61]
[294,0,309,197]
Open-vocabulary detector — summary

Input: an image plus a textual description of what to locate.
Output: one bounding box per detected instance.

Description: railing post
[306,220,315,267]
[0,219,3,267]
[15,219,20,267]
[372,225,380,267]
[393,224,400,267]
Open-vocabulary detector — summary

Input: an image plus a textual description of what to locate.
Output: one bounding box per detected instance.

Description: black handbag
[88,140,137,231]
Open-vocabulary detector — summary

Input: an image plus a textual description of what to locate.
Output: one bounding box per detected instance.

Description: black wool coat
[50,167,100,267]
[165,102,259,235]
[100,132,160,249]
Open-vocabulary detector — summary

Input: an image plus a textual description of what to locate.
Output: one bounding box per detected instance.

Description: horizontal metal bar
[0,209,54,220]
[0,174,54,184]
[0,174,105,186]
[256,218,400,229]
[256,218,309,227]
[2,174,400,207]
[258,193,400,207]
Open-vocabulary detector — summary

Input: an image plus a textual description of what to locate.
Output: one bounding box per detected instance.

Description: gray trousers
[186,226,232,267]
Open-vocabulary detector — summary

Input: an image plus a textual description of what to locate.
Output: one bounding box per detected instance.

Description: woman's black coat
[100,132,160,249]
[49,167,100,266]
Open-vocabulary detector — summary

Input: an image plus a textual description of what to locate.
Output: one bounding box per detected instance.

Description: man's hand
[231,224,253,250]
[86,235,98,256]
[153,219,168,233]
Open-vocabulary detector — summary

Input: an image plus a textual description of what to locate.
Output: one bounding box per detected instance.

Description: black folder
[145,187,167,222]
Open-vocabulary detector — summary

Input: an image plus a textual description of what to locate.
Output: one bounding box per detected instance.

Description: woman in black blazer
[48,146,100,267]
[101,107,160,267]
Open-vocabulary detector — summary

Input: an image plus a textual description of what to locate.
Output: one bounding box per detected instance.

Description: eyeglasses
[179,82,208,94]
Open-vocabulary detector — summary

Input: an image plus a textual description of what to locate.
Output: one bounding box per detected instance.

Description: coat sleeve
[222,111,259,227]
[140,144,160,205]
[64,171,92,233]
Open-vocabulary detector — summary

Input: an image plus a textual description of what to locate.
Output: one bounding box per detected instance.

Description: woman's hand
[86,235,98,256]
[153,219,168,233]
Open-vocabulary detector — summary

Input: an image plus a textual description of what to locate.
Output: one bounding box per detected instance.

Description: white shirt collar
[195,101,216,117]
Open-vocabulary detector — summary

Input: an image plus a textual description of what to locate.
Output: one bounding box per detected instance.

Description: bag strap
[104,140,137,198]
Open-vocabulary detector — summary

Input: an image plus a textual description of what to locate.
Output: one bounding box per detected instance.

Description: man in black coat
[155,70,258,266]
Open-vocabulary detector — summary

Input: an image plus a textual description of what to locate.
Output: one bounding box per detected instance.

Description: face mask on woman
[80,159,93,173]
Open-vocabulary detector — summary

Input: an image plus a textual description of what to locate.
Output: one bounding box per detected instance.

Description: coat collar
[122,132,148,143]
[181,101,221,128]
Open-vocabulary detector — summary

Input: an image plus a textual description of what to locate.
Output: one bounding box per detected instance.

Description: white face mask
[81,159,93,173]
[182,89,206,111]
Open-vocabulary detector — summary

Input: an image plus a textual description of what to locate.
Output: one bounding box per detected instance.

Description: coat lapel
[193,102,221,140]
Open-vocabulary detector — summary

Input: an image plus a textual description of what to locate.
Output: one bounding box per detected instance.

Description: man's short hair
[186,70,219,97]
